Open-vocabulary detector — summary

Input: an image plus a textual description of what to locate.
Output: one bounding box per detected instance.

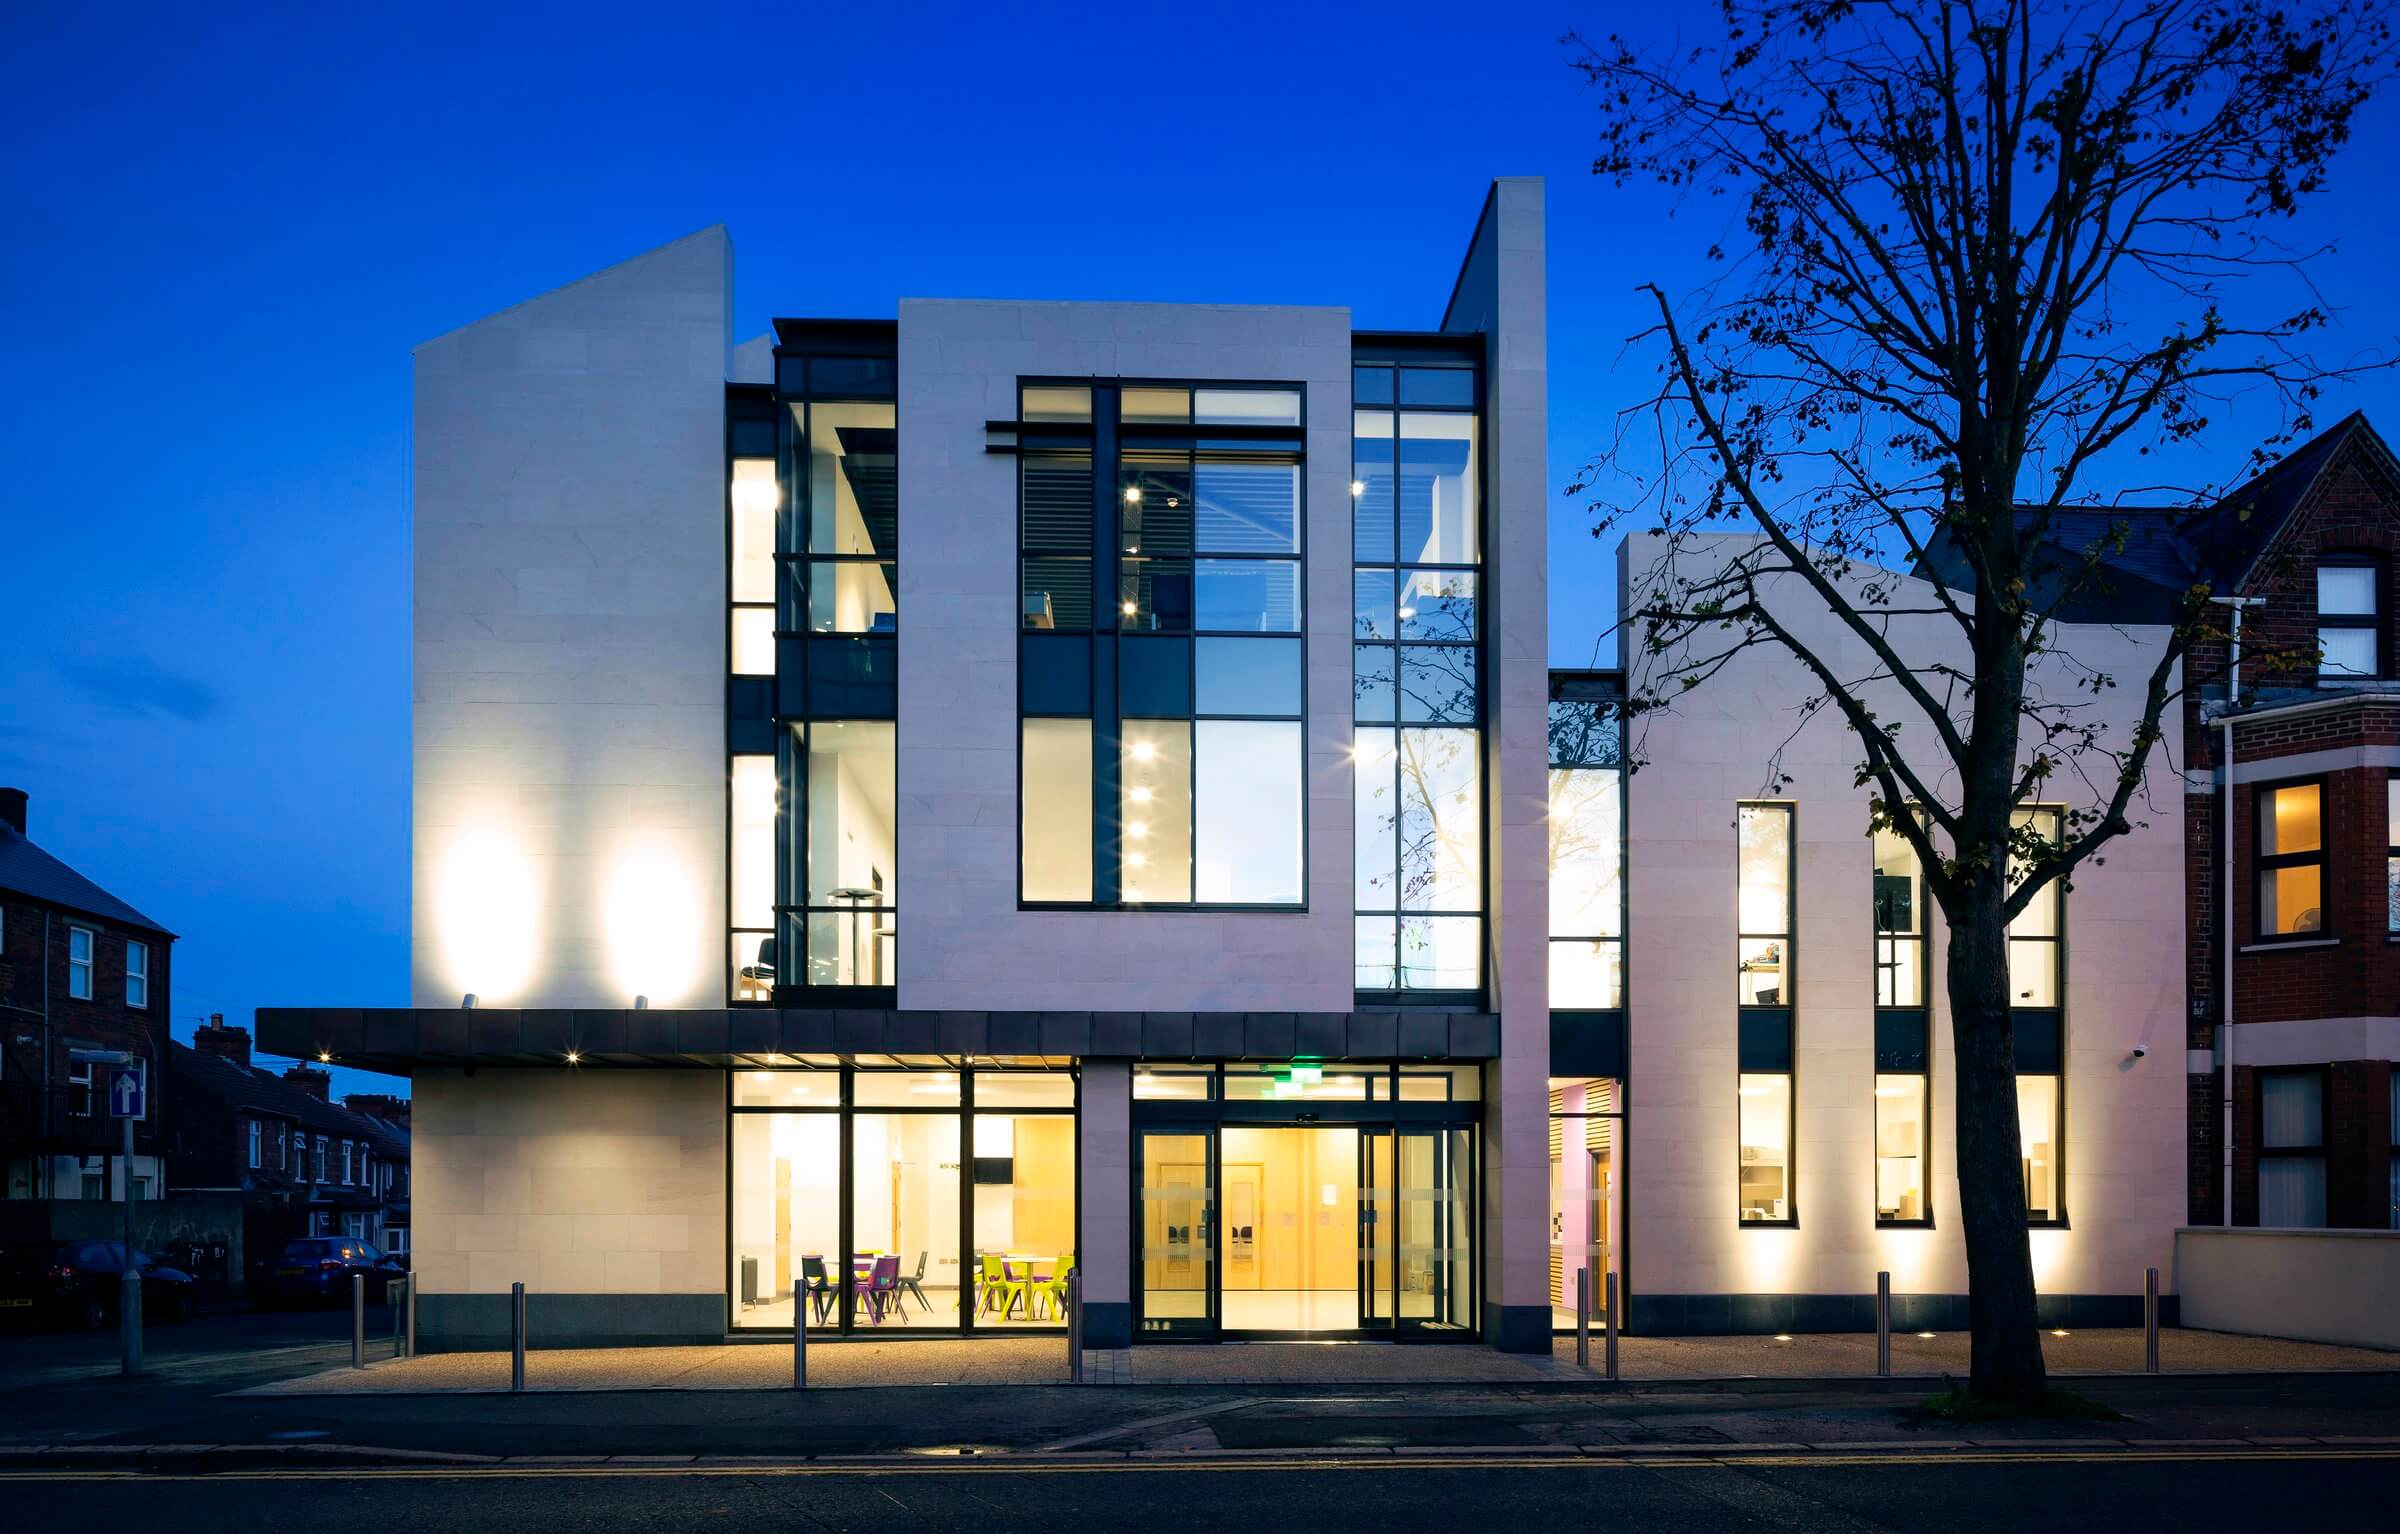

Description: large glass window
[2316,558,2380,678]
[2255,781,2325,939]
[2019,1072,2063,1223]
[2258,1070,2327,1227]
[1355,359,1481,995]
[1737,804,1793,1006]
[1548,687,1623,1008]
[1548,1077,1618,1330]
[1873,821,1925,1007]
[1018,381,1304,907]
[2008,807,2063,1005]
[732,1068,1076,1334]
[1875,1074,1927,1222]
[729,350,899,1000]
[1738,1072,1792,1223]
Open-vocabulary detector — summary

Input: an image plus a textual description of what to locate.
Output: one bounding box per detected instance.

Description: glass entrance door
[1359,1129,1394,1331]
[1220,1125,1363,1334]
[1397,1127,1474,1332]
[1137,1129,1215,1338]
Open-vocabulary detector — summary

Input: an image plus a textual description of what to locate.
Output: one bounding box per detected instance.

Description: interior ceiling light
[1350,480,1366,497]
[1124,486,1142,504]
[1121,600,1138,616]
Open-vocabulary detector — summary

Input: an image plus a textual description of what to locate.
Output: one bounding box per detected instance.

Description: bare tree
[1568,0,2392,1404]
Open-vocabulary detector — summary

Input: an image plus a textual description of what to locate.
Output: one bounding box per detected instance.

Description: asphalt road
[5,1454,2397,1532]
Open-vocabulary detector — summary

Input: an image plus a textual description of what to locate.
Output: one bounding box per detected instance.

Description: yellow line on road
[2,1446,2395,1482]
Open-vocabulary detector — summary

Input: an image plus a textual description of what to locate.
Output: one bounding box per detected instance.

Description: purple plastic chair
[856,1254,902,1323]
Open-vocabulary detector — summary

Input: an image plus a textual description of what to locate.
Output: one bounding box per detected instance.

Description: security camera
[2130,1045,2148,1059]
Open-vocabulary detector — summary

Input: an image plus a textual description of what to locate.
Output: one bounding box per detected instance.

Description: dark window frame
[2255,1064,2330,1227]
[1546,682,1626,1012]
[2314,552,2382,681]
[1012,377,1312,915]
[2385,772,2398,935]
[2252,776,2329,942]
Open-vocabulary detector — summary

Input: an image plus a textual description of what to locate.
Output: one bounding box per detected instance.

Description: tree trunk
[1945,889,2048,1404]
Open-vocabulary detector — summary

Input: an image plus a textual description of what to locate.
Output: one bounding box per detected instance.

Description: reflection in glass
[2008,808,2061,1002]
[1399,915,1480,989]
[1122,719,1193,904]
[1120,453,1194,556]
[1549,768,1622,939]
[1140,1132,1212,1329]
[1194,637,1300,717]
[1354,914,1398,989]
[1194,458,1298,551]
[1398,569,1476,642]
[1548,1078,1614,1329]
[1353,410,1395,562]
[851,1113,963,1326]
[1738,805,1792,1006]
[1875,1074,1926,1221]
[1399,645,1477,723]
[1194,559,1300,633]
[1354,570,1395,639]
[1194,388,1302,426]
[1355,728,1397,909]
[1398,728,1481,911]
[1195,721,1302,903]
[1549,940,1623,1009]
[1353,644,1397,722]
[1119,557,1193,632]
[1398,1129,1474,1329]
[1397,413,1477,565]
[1738,1073,1792,1221]
[1021,719,1094,901]
[731,1113,841,1329]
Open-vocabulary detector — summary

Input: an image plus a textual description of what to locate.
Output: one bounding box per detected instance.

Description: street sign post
[74,1049,144,1377]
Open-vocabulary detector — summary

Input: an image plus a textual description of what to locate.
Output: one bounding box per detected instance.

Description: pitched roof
[0,822,172,936]
[2177,411,2392,586]
[168,1041,402,1146]
[1917,504,2199,623]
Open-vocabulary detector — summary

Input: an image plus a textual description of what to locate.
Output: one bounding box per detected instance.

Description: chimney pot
[195,1020,254,1070]
[0,787,24,837]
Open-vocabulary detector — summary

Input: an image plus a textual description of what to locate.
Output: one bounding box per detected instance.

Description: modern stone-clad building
[261,178,2206,1353]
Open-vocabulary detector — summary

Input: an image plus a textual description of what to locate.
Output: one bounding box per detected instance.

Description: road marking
[2,1445,2395,1482]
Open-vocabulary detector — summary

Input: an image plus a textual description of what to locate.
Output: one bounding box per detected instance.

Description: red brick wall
[2228,754,2400,1025]
[0,901,172,1165]
[2238,455,2400,689]
[2328,1059,2395,1229]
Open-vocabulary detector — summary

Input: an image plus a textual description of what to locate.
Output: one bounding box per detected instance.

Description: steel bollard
[1575,1267,1590,1367]
[2145,1266,2160,1374]
[352,1274,366,1369]
[1604,1271,1620,1381]
[1876,1270,1892,1378]
[793,1282,808,1390]
[390,1279,404,1357]
[511,1282,527,1392]
[404,1271,417,1360]
[1068,1268,1084,1382]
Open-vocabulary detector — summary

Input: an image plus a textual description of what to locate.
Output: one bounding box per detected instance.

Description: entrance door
[1219,1125,1361,1335]
[1136,1129,1215,1339]
[1397,1127,1474,1333]
[1359,1129,1395,1331]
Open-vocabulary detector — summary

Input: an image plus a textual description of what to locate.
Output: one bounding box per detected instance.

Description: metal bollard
[1604,1271,1620,1381]
[352,1274,366,1369]
[2145,1266,2160,1375]
[1575,1267,1590,1367]
[390,1279,404,1357]
[404,1271,417,1360]
[511,1281,527,1392]
[1876,1270,1891,1378]
[793,1283,808,1390]
[1067,1268,1084,1382]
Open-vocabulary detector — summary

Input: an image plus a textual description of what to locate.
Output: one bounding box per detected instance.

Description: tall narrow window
[2008,807,2064,1003]
[247,1121,262,1170]
[1355,358,1482,993]
[1737,805,1793,1006]
[2018,1072,2062,1223]
[1548,683,1624,1008]
[1875,1074,1927,1223]
[2258,1070,2328,1227]
[68,926,93,1000]
[1872,822,1923,1007]
[125,939,148,1010]
[1019,381,1305,908]
[2316,557,2380,679]
[730,754,777,1001]
[2254,780,2325,939]
[1873,814,1931,1224]
[1738,1072,1792,1224]
[2386,776,2399,935]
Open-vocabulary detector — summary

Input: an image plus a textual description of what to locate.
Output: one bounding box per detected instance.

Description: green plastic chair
[1037,1252,1076,1321]
[977,1253,1025,1319]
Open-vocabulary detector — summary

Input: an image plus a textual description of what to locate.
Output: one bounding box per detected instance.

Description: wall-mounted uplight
[317,1051,332,1064]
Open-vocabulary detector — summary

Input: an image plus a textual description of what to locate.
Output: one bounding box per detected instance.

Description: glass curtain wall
[729,1066,1076,1333]
[1353,358,1483,993]
[728,346,899,1000]
[1548,689,1624,1007]
[1017,383,1306,908]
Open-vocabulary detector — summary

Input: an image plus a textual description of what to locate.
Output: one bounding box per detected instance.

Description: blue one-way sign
[109,1064,144,1119]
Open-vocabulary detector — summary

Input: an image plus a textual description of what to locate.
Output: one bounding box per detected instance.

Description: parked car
[250,1237,404,1308]
[0,1240,197,1330]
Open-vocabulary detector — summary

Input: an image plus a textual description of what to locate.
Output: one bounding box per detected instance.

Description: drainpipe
[2209,596,2263,1227]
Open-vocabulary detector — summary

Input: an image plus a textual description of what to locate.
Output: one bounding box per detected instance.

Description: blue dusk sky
[4,2,2394,1099]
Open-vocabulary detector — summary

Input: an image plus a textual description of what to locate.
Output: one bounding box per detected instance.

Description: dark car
[0,1240,197,1330]
[251,1237,403,1308]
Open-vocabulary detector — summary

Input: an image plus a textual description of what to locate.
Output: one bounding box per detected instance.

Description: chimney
[281,1063,331,1101]
[195,1015,252,1070]
[0,787,24,837]
[344,1093,411,1127]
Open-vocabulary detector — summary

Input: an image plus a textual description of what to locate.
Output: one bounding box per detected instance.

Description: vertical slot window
[1737,1072,1792,1224]
[2008,807,2064,1003]
[1736,804,1793,1006]
[1021,719,1094,902]
[1548,688,1624,1009]
[2254,781,2325,939]
[1873,821,1924,1007]
[2258,1070,2328,1227]
[2018,1073,2062,1223]
[1874,1074,1926,1223]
